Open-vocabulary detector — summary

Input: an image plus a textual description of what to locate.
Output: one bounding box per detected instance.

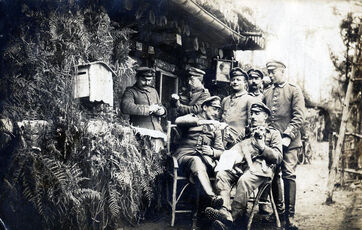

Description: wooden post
[326,24,361,204]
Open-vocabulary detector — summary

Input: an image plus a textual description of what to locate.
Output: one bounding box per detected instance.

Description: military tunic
[215,127,283,213]
[176,87,210,116]
[221,91,256,143]
[121,84,166,132]
[263,82,305,149]
[173,113,224,174]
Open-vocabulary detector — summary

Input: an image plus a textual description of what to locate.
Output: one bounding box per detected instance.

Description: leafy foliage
[0,1,166,229]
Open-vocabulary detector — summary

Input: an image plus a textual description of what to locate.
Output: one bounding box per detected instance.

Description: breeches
[178,155,208,176]
[281,148,299,181]
[215,170,268,213]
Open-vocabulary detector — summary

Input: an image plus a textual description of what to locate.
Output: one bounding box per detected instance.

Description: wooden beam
[326,24,362,204]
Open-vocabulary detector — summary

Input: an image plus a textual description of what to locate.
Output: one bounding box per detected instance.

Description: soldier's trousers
[281,147,299,217]
[178,155,215,196]
[215,169,269,220]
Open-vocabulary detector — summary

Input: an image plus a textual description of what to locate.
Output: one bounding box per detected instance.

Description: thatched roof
[193,0,260,34]
[168,0,263,49]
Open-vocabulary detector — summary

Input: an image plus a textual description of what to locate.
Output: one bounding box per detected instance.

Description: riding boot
[194,170,223,208]
[272,171,285,217]
[284,180,298,230]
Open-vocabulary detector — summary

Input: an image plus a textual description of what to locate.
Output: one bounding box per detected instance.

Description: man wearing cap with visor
[205,102,283,230]
[121,66,166,132]
[173,96,225,211]
[171,67,211,116]
[247,68,264,99]
[221,67,255,147]
[264,60,305,229]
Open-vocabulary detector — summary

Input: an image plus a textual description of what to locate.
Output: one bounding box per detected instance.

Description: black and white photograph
[0,0,361,230]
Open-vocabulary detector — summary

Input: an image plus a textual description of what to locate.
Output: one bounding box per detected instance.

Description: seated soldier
[171,67,210,116]
[205,102,283,230]
[173,96,225,209]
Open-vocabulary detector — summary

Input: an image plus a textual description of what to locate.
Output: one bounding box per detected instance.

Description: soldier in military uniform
[221,67,255,147]
[204,102,283,230]
[173,96,225,209]
[121,67,166,132]
[263,60,305,230]
[171,67,211,116]
[247,68,264,100]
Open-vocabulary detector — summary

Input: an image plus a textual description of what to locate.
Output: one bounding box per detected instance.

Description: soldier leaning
[171,67,210,116]
[173,96,225,210]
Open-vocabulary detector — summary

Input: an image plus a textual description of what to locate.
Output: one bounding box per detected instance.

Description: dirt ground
[131,142,362,230]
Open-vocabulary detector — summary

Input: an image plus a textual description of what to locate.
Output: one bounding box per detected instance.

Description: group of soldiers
[121,60,305,230]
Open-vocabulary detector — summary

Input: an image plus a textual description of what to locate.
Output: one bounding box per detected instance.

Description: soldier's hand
[282,137,291,147]
[154,106,165,116]
[171,94,180,101]
[201,145,213,156]
[149,104,160,114]
[251,135,265,152]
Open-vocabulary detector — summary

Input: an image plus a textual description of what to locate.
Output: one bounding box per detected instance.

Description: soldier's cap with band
[250,101,271,116]
[229,67,248,79]
[266,60,286,70]
[201,96,221,108]
[247,69,264,79]
[135,67,155,77]
[188,67,205,81]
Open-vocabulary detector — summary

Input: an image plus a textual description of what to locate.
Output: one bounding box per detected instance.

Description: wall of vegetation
[0,1,166,229]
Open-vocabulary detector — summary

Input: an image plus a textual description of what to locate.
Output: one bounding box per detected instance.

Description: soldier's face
[188,77,203,90]
[137,76,153,88]
[268,68,285,84]
[248,75,263,91]
[250,110,268,127]
[204,105,221,120]
[230,76,246,92]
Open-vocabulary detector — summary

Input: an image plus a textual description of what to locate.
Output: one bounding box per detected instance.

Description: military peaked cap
[229,67,248,79]
[266,60,286,70]
[250,101,271,116]
[201,96,221,108]
[247,69,264,79]
[136,67,155,77]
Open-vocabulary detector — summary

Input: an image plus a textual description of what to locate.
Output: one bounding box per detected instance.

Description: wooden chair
[165,121,199,228]
[246,175,281,230]
[166,121,280,229]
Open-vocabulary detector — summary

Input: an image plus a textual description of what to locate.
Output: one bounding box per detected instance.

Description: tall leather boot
[284,180,298,230]
[194,171,223,208]
[272,171,285,216]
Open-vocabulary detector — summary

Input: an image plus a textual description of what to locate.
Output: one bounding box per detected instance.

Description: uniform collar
[273,82,287,88]
[134,84,152,92]
[248,90,262,97]
[191,87,205,93]
[232,90,247,99]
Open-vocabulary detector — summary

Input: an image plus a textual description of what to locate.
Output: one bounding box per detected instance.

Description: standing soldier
[171,67,210,116]
[263,60,305,230]
[121,67,166,132]
[247,68,264,100]
[221,67,253,147]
